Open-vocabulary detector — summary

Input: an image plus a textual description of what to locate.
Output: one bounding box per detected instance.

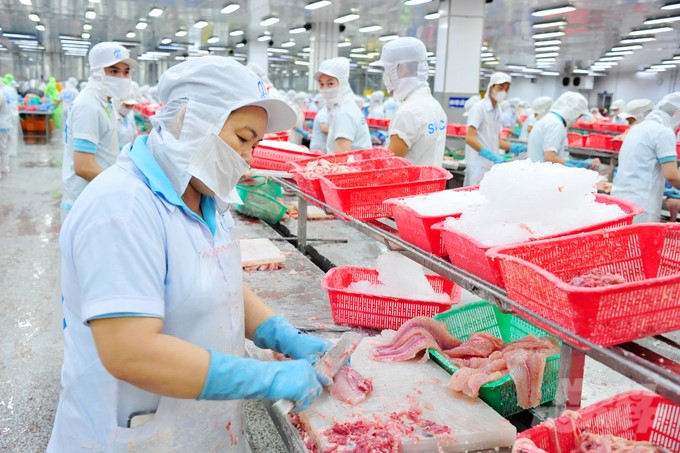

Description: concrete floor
[0,140,670,452]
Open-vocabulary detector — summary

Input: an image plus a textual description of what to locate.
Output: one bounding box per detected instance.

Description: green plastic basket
[237,176,283,198]
[234,184,287,224]
[430,301,561,417]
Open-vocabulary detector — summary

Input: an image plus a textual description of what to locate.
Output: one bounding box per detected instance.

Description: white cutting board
[301,334,517,452]
[240,238,286,267]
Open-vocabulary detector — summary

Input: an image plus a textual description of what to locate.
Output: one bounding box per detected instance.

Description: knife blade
[272,331,363,416]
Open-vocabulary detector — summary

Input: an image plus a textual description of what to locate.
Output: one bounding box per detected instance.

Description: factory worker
[113,94,139,151]
[60,77,80,132]
[377,37,447,166]
[314,57,371,154]
[618,98,653,126]
[612,92,680,223]
[527,91,599,169]
[367,91,385,119]
[309,95,329,153]
[45,76,63,131]
[519,96,552,142]
[384,96,399,119]
[48,56,331,452]
[463,95,481,117]
[499,100,512,127]
[61,42,136,215]
[309,92,323,112]
[2,74,21,157]
[610,99,627,124]
[288,92,308,145]
[0,92,12,175]
[464,72,526,186]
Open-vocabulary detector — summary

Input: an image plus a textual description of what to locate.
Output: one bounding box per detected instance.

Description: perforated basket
[318,166,452,220]
[434,193,643,288]
[514,390,680,452]
[321,266,461,330]
[234,184,287,224]
[487,223,680,347]
[430,301,560,418]
[384,186,480,256]
[251,141,322,170]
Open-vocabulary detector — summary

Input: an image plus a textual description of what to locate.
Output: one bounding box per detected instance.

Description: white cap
[509,97,521,107]
[532,96,553,116]
[463,94,481,116]
[370,91,385,102]
[489,72,512,87]
[655,92,680,117]
[88,42,137,71]
[551,91,588,125]
[157,55,296,133]
[314,57,350,84]
[376,37,427,66]
[618,98,653,123]
[610,98,625,111]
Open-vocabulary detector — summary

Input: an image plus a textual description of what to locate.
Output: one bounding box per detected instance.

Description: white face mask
[492,89,507,103]
[187,132,250,203]
[102,75,131,99]
[118,106,132,117]
[383,70,397,95]
[672,110,680,130]
[321,86,342,107]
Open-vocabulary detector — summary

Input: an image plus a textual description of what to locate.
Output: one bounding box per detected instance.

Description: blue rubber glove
[665,183,680,199]
[509,142,527,155]
[295,128,309,139]
[198,350,330,411]
[565,159,592,168]
[254,316,332,364]
[479,147,505,164]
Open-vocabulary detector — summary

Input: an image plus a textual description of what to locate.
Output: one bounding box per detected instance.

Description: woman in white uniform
[48,56,330,452]
[518,96,552,142]
[113,94,139,151]
[612,92,680,223]
[377,37,447,166]
[314,57,372,154]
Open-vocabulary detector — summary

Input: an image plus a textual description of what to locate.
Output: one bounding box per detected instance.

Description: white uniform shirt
[519,115,536,142]
[388,86,447,166]
[309,106,328,153]
[62,86,119,210]
[117,111,137,151]
[465,96,502,185]
[527,113,568,163]
[612,115,678,222]
[326,101,372,154]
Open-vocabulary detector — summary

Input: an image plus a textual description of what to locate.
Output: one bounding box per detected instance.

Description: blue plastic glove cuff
[509,142,527,155]
[479,147,505,164]
[565,159,591,168]
[253,316,332,363]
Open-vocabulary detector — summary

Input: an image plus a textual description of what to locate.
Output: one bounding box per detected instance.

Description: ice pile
[390,189,487,217]
[444,161,626,246]
[347,252,450,302]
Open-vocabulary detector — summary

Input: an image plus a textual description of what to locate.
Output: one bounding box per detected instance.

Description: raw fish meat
[328,366,373,405]
[371,317,462,362]
[569,269,626,287]
[300,159,360,177]
[444,331,505,358]
[504,349,548,409]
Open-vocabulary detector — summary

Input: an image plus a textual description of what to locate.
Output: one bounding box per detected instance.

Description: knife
[272,331,363,416]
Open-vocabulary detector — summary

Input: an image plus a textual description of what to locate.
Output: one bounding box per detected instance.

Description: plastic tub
[567,133,586,147]
[234,184,287,224]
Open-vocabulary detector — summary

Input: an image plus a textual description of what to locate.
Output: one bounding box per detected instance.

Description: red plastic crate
[303,110,317,120]
[567,133,586,147]
[676,142,680,159]
[434,193,643,288]
[600,122,629,134]
[586,133,613,150]
[262,131,290,142]
[610,137,623,152]
[500,128,512,138]
[321,266,462,330]
[515,391,680,452]
[251,141,322,170]
[319,166,452,220]
[290,157,412,204]
[384,186,480,256]
[487,223,680,347]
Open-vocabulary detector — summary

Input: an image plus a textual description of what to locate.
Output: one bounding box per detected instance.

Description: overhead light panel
[334,12,360,23]
[532,4,576,17]
[160,38,172,44]
[522,68,543,73]
[267,47,289,53]
[662,59,680,64]
[194,20,208,28]
[536,52,559,57]
[126,31,136,38]
[629,26,673,35]
[83,23,93,30]
[28,13,40,22]
[305,0,331,9]
[260,15,279,26]
[532,20,567,29]
[572,69,589,74]
[662,1,680,9]
[136,20,148,30]
[620,36,656,43]
[541,71,560,76]
[606,50,633,56]
[85,10,96,20]
[149,7,163,17]
[535,39,562,46]
[532,31,565,39]
[484,60,500,65]
[19,0,32,4]
[207,36,219,43]
[81,32,90,39]
[535,57,556,62]
[535,46,560,52]
[359,25,382,33]
[600,56,623,61]
[424,12,440,20]
[611,45,642,51]
[235,41,245,48]
[257,34,271,41]
[506,64,526,70]
[229,29,244,36]
[379,34,399,41]
[281,40,296,47]
[289,26,307,34]
[351,47,365,53]
[651,64,677,69]
[175,29,188,37]
[221,3,240,14]
[337,40,351,47]
[35,24,45,31]
[405,0,432,5]
[644,15,680,25]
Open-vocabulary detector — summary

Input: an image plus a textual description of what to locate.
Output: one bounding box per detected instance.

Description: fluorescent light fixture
[334,12,360,23]
[484,60,500,65]
[541,71,560,76]
[350,53,371,59]
[606,50,633,56]
[359,25,382,33]
[229,29,244,36]
[481,57,497,62]
[532,31,565,39]
[652,64,676,69]
[535,57,557,62]
[662,1,680,9]
[81,32,90,39]
[532,20,567,29]
[35,24,45,31]
[28,13,40,22]
[294,60,310,65]
[85,10,96,20]
[194,20,208,28]
[221,3,240,14]
[620,36,656,43]
[235,42,245,48]
[175,29,188,37]
[629,26,673,35]
[160,38,172,44]
[281,40,296,47]
[425,12,440,20]
[522,68,543,73]
[674,55,680,59]
[480,52,494,57]
[149,7,163,17]
[207,36,219,43]
[535,46,560,52]
[136,21,148,30]
[290,26,307,34]
[208,46,227,51]
[83,23,93,30]
[126,31,136,38]
[611,45,642,51]
[588,72,606,76]
[19,0,31,4]
[662,59,680,64]
[644,15,680,25]
[258,34,271,41]
[260,15,279,26]
[536,52,559,57]
[405,0,432,5]
[379,34,399,41]
[267,47,289,53]
[6,33,36,40]
[302,47,310,52]
[535,39,562,46]
[338,40,351,47]
[506,64,526,70]
[89,0,100,2]
[532,4,575,17]
[573,69,589,74]
[351,47,366,53]
[305,0,331,9]
[599,56,623,61]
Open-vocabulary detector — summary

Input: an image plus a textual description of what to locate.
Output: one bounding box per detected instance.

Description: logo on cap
[113,49,122,60]
[257,80,268,99]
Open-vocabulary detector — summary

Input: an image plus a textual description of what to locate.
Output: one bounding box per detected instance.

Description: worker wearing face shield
[376,37,447,166]
[612,92,680,223]
[49,56,332,452]
[519,96,553,142]
[314,57,372,154]
[527,91,600,170]
[464,72,527,186]
[61,42,137,215]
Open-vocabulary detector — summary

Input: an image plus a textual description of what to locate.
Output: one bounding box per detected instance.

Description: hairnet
[88,42,137,73]
[314,57,355,106]
[500,100,510,111]
[509,97,521,108]
[486,72,511,97]
[377,37,427,66]
[463,94,481,116]
[655,92,680,117]
[532,96,553,116]
[370,91,385,103]
[551,92,588,125]
[619,98,653,123]
[610,99,625,111]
